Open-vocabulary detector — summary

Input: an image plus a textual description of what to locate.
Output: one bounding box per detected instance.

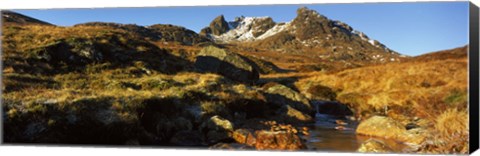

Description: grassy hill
[296,46,469,153]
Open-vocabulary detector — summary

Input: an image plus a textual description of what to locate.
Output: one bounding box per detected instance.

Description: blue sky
[13,2,469,56]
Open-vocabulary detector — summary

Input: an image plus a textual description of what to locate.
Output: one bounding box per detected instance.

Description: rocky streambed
[304,113,412,153]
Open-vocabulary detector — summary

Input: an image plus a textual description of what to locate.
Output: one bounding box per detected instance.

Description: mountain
[1,8,470,154]
[201,7,404,63]
[1,10,52,26]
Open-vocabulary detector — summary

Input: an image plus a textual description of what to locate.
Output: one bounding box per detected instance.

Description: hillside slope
[2,11,314,149]
[296,46,469,153]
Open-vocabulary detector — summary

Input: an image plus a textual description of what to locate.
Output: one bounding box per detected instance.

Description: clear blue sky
[13,2,468,56]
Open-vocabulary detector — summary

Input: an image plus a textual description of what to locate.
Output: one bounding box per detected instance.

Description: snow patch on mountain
[206,12,395,55]
[211,16,271,42]
[257,22,292,40]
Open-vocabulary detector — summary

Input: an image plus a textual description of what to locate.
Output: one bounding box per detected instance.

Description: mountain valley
[1,7,469,154]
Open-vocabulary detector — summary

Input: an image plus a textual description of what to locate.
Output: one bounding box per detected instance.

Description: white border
[0,0,477,156]
[0,0,471,9]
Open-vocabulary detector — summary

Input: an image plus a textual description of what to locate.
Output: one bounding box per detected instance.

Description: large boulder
[232,129,256,146]
[262,83,313,114]
[254,130,306,150]
[277,105,313,123]
[356,116,426,146]
[194,46,259,84]
[200,115,235,144]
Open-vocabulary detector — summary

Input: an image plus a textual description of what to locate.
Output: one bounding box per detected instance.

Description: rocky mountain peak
[200,15,230,36]
[295,7,328,21]
[292,7,331,40]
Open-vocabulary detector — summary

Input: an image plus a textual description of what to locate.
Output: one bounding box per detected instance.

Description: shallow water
[304,113,411,153]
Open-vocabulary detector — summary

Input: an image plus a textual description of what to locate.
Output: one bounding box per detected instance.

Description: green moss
[444,89,467,107]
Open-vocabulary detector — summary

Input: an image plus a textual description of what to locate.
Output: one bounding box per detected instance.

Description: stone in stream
[357,139,393,153]
[335,120,348,125]
[356,116,426,146]
[254,130,306,150]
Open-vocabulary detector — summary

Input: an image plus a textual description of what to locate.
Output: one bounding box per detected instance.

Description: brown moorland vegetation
[1,10,470,154]
[295,46,468,153]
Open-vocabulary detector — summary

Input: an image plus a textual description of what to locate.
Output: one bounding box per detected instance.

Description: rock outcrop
[232,129,256,146]
[194,46,259,84]
[262,83,313,114]
[278,105,313,123]
[148,24,211,45]
[29,38,103,66]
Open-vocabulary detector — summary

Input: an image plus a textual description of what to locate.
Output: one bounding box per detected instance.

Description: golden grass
[435,108,468,138]
[2,25,133,53]
[2,70,247,109]
[295,56,468,154]
[419,108,469,154]
[296,59,467,118]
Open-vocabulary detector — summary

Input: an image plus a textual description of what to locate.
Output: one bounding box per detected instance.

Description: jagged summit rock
[200,15,230,36]
[291,7,331,40]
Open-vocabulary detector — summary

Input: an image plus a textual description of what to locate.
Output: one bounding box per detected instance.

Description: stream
[303,102,411,153]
